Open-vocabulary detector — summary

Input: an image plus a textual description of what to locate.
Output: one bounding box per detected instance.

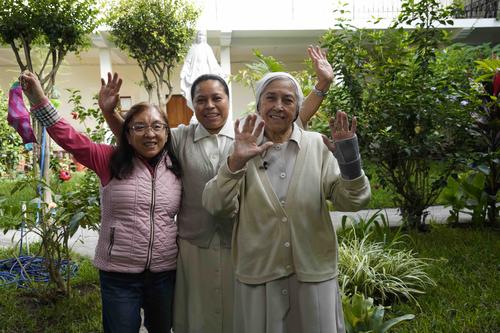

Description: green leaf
[69,211,85,236]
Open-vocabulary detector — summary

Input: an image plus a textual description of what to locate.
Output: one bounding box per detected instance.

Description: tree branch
[9,41,27,71]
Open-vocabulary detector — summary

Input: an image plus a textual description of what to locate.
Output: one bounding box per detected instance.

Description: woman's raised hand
[228,114,274,172]
[98,72,123,114]
[19,71,46,106]
[308,45,334,89]
[322,111,357,152]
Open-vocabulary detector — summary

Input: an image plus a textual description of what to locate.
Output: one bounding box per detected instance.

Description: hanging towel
[7,82,37,144]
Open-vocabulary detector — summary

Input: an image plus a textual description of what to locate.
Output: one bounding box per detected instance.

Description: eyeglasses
[129,123,168,134]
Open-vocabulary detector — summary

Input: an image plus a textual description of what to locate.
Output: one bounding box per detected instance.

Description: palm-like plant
[338,233,436,305]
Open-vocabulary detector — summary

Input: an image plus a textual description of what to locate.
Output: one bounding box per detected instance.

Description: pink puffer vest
[93,154,181,273]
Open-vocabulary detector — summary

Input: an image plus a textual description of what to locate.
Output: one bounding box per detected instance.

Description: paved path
[0,205,469,259]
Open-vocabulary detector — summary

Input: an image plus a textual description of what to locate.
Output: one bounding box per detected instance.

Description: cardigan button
[281,289,288,295]
[281,217,287,222]
[284,242,290,248]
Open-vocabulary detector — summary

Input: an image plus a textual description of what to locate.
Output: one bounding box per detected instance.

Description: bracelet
[312,86,328,97]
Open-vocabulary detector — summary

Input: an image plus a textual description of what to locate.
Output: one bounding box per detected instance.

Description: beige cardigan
[203,128,371,284]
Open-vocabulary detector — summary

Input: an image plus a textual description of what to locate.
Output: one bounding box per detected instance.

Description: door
[166,95,193,128]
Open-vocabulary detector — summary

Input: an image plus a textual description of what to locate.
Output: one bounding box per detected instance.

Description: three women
[101,46,334,333]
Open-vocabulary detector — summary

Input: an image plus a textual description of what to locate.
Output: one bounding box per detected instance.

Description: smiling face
[193,79,230,134]
[125,106,168,160]
[257,78,298,137]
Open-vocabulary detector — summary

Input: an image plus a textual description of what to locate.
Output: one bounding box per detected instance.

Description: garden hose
[0,256,78,287]
[0,129,79,288]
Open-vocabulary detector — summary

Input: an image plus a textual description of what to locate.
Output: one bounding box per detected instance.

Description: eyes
[194,95,225,105]
[264,94,295,105]
[129,122,168,134]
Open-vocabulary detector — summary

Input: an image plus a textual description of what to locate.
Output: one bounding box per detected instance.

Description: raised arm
[202,114,273,217]
[298,46,334,127]
[20,71,113,183]
[322,111,370,210]
[99,72,124,138]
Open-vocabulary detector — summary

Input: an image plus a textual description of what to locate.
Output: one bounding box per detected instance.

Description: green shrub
[338,232,436,305]
[343,292,415,333]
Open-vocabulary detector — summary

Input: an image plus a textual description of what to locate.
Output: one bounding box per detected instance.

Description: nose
[274,99,284,110]
[143,126,156,136]
[206,98,215,109]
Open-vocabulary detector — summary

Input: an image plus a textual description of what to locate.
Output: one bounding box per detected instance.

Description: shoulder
[301,129,324,144]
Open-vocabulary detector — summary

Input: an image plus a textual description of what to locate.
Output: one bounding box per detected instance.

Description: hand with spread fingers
[322,111,357,152]
[228,114,274,172]
[98,72,123,114]
[19,71,46,106]
[308,45,334,90]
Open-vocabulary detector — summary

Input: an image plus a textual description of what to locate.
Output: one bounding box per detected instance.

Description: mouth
[268,113,285,120]
[204,112,220,120]
[143,141,157,148]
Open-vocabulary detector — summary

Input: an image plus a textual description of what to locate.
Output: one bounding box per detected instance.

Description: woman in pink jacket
[20,71,182,333]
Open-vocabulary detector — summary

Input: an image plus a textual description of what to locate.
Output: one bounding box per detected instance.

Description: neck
[264,126,293,144]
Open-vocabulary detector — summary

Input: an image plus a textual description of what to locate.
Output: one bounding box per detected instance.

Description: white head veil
[254,72,304,117]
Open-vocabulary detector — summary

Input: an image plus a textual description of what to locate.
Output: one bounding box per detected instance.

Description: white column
[219,30,232,121]
[99,48,113,80]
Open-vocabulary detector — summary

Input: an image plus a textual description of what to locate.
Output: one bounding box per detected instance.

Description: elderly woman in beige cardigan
[203,72,371,333]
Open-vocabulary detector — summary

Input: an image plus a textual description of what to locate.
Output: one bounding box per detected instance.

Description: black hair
[190,74,230,101]
[109,102,182,179]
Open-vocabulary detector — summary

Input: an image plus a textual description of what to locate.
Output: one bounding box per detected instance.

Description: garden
[0,0,499,332]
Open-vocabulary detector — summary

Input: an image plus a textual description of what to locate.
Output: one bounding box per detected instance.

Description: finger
[334,111,343,131]
[243,114,255,133]
[340,112,348,131]
[311,45,319,60]
[329,116,336,134]
[313,45,322,59]
[107,72,112,85]
[319,47,327,59]
[101,78,106,87]
[234,118,241,135]
[351,116,357,134]
[112,72,119,85]
[252,119,265,137]
[115,78,123,93]
[322,134,335,150]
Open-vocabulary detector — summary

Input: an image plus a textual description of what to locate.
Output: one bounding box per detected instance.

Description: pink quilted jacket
[93,155,181,273]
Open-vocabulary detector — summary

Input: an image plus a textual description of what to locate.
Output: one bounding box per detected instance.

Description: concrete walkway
[0,205,468,259]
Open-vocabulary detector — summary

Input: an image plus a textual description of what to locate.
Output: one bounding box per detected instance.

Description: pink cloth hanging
[7,82,37,144]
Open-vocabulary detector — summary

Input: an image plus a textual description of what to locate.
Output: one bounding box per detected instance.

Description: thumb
[259,141,274,153]
[322,135,335,151]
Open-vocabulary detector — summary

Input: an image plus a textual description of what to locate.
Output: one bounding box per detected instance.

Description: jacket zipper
[107,227,115,257]
[144,165,158,270]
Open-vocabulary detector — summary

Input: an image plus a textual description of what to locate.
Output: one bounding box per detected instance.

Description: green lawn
[390,225,500,333]
[1,225,498,332]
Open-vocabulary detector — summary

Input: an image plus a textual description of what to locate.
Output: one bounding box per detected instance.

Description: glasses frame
[128,122,169,135]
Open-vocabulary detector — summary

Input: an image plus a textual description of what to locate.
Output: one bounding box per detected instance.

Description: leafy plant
[338,233,436,305]
[339,210,411,249]
[342,292,415,333]
[0,89,103,296]
[467,60,500,225]
[0,0,99,97]
[321,0,495,230]
[440,171,488,225]
[107,0,199,109]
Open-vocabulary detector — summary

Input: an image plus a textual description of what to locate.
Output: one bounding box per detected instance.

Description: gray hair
[254,72,304,117]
